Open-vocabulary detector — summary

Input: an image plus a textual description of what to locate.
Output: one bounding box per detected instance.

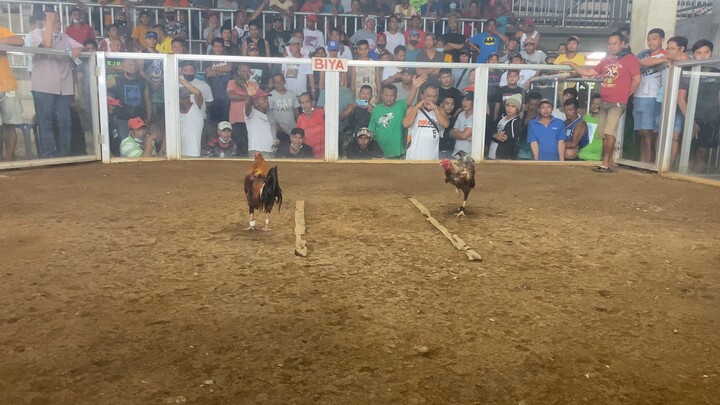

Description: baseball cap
[217,121,232,131]
[139,10,150,17]
[252,89,269,98]
[306,14,318,22]
[505,94,522,110]
[272,14,284,22]
[459,47,472,56]
[538,99,554,108]
[462,91,474,101]
[376,32,386,40]
[410,30,420,37]
[508,52,523,61]
[288,37,302,45]
[327,40,340,52]
[356,127,373,138]
[401,67,416,74]
[128,117,146,130]
[145,31,158,40]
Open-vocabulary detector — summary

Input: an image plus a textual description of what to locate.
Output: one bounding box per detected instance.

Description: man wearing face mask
[30,11,84,158]
[120,117,159,158]
[179,62,213,119]
[65,8,95,45]
[107,59,152,147]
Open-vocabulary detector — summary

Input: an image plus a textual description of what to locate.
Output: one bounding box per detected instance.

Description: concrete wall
[675,0,720,50]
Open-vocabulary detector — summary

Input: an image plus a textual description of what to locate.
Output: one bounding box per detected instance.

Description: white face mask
[72,19,83,24]
[436,47,444,52]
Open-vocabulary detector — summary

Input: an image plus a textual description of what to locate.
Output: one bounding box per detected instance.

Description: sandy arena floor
[1,161,719,404]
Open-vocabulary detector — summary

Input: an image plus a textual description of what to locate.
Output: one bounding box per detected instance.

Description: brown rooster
[244,152,283,231]
[440,155,476,217]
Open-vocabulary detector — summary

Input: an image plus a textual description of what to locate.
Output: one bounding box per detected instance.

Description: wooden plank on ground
[294,200,308,257]
[407,197,482,261]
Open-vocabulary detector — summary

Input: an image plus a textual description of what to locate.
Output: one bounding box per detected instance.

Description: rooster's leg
[262,213,271,232]
[455,200,467,217]
[245,212,256,230]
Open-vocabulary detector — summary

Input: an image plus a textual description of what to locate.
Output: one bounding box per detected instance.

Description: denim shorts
[632,97,658,131]
[653,102,684,133]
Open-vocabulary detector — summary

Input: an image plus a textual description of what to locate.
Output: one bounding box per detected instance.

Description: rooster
[244,152,283,231]
[440,155,476,217]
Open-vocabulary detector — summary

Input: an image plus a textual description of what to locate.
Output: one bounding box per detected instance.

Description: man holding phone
[339,85,374,155]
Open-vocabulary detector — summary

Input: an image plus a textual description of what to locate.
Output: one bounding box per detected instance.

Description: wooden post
[294,200,308,257]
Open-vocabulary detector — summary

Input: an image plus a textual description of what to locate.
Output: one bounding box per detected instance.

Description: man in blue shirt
[527,99,566,161]
[467,18,508,63]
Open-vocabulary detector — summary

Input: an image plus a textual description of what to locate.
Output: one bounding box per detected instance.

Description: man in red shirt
[564,32,641,172]
[64,8,95,45]
[296,91,325,159]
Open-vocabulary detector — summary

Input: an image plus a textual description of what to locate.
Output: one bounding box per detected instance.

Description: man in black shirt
[441,14,467,62]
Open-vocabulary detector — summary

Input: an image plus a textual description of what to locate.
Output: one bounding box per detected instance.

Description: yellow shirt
[156,37,173,54]
[0,26,18,91]
[554,52,586,66]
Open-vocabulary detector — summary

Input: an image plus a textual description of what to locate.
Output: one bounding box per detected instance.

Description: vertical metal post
[678,65,701,174]
[164,54,180,160]
[471,65,489,162]
[88,53,102,161]
[657,64,682,173]
[95,52,111,163]
[324,71,340,162]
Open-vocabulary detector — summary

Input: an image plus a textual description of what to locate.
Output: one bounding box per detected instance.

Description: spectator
[370,33,389,60]
[515,92,542,159]
[83,38,97,52]
[98,24,122,52]
[402,83,450,160]
[678,39,719,173]
[269,73,300,145]
[24,15,44,75]
[450,90,475,157]
[322,0,344,14]
[499,53,536,88]
[303,15,325,53]
[562,99,589,160]
[462,1,483,36]
[203,121,238,158]
[180,61,213,119]
[498,37,519,62]
[421,0,444,17]
[395,0,417,18]
[345,127,384,159]
[417,33,445,82]
[488,94,522,160]
[107,59,152,144]
[452,47,473,91]
[635,28,667,164]
[30,11,83,158]
[276,127,314,158]
[557,43,567,54]
[384,15,406,54]
[370,80,421,159]
[282,37,314,100]
[217,0,239,9]
[381,46,406,85]
[350,40,381,102]
[242,19,271,58]
[528,99,565,161]
[438,67,463,155]
[484,0,513,33]
[329,28,353,59]
[395,67,418,102]
[404,14,426,50]
[244,80,277,157]
[350,16,378,46]
[65,7,95,46]
[206,39,234,125]
[269,0,295,24]
[404,30,422,61]
[220,27,240,55]
[113,10,131,46]
[163,0,190,6]
[578,94,602,161]
[120,117,159,158]
[657,36,690,167]
[267,14,290,58]
[227,64,251,153]
[553,36,585,66]
[345,0,365,36]
[439,95,457,157]
[521,40,546,64]
[515,17,541,49]
[494,70,525,121]
[154,25,173,53]
[439,15,465,62]
[296,92,325,158]
[544,52,557,64]
[552,87,578,120]
[131,10,152,52]
[171,38,185,54]
[487,53,502,100]
[164,8,188,41]
[340,84,374,149]
[564,32,641,173]
[231,8,254,45]
[467,18,506,64]
[0,25,23,161]
[203,11,222,53]
[179,81,205,157]
[246,44,272,86]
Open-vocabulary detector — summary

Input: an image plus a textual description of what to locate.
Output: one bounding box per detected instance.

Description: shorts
[632,97,657,131]
[0,91,23,126]
[692,119,719,149]
[653,103,684,134]
[597,101,626,140]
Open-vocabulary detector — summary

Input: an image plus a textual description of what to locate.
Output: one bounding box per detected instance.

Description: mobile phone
[356,99,369,107]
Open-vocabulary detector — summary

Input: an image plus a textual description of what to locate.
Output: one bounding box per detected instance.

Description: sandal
[593,165,613,173]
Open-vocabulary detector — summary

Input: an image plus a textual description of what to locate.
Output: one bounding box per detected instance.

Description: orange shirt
[163,0,190,6]
[0,26,18,92]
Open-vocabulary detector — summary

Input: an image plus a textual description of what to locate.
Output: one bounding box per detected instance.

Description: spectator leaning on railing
[0,26,24,162]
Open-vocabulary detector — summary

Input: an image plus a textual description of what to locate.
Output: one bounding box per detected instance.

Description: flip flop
[593,165,613,173]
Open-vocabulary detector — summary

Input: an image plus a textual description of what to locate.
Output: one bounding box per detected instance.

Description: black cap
[401,67,416,74]
[272,14,284,22]
[459,47,472,55]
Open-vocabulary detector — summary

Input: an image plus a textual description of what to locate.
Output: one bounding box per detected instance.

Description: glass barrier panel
[1,48,98,164]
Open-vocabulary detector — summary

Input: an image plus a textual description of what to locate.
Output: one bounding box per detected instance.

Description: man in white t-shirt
[282,37,314,99]
[268,73,300,143]
[383,14,406,54]
[180,62,213,118]
[451,91,474,157]
[402,84,450,160]
[634,28,668,164]
[499,53,537,88]
[244,80,278,157]
[179,83,205,157]
[302,14,325,52]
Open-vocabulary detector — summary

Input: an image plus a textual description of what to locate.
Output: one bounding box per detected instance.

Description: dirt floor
[1,161,719,405]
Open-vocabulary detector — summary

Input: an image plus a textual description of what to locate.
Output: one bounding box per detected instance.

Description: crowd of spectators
[0,0,717,171]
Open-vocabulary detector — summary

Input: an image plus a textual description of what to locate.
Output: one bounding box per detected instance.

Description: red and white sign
[312,57,347,72]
